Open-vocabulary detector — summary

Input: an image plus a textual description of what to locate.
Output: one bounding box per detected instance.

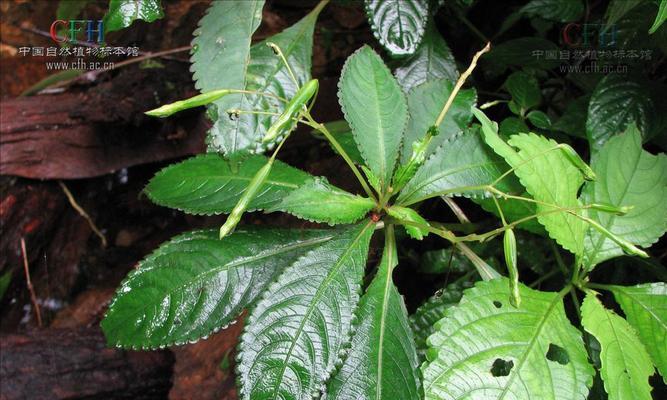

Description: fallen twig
[20,237,42,327]
[58,181,108,248]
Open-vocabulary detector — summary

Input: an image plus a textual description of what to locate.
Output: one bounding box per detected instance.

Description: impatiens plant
[102,1,667,399]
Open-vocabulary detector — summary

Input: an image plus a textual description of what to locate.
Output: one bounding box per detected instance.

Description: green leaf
[605,0,644,26]
[581,293,654,400]
[649,0,667,34]
[553,95,589,139]
[387,205,430,240]
[410,282,468,360]
[499,116,530,137]
[474,108,587,256]
[394,22,459,92]
[339,46,408,188]
[364,0,428,56]
[520,0,584,22]
[581,126,667,268]
[527,110,551,129]
[314,120,364,165]
[103,0,164,33]
[326,226,420,399]
[401,78,477,163]
[422,279,594,399]
[268,178,375,225]
[485,37,560,71]
[57,0,89,20]
[504,71,541,111]
[397,128,521,206]
[586,74,659,151]
[609,283,667,382]
[237,222,374,399]
[101,228,335,348]
[0,270,11,301]
[145,153,313,215]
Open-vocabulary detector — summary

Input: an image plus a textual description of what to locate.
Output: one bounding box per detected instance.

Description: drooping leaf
[410,281,468,360]
[101,228,335,349]
[586,74,659,151]
[581,126,667,268]
[145,153,312,215]
[364,0,428,56]
[339,46,408,188]
[649,0,667,34]
[474,108,587,256]
[397,128,522,206]
[609,283,667,382]
[394,22,459,92]
[103,0,164,34]
[326,226,420,399]
[581,293,654,400]
[237,222,374,399]
[422,279,594,399]
[401,78,477,163]
[520,0,584,22]
[268,178,375,225]
[504,71,541,112]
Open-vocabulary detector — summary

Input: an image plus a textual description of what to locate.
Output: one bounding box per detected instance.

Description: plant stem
[304,114,378,203]
[457,242,501,281]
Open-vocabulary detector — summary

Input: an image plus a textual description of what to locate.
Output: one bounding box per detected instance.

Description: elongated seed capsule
[589,202,633,215]
[263,79,319,143]
[559,144,596,180]
[504,228,521,308]
[146,89,231,118]
[219,159,274,239]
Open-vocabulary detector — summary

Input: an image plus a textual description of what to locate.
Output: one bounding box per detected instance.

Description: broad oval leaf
[474,108,587,256]
[268,178,375,225]
[339,46,408,188]
[401,78,477,163]
[103,0,164,33]
[609,283,667,382]
[397,128,521,206]
[145,153,312,215]
[581,293,654,400]
[394,22,459,92]
[586,74,659,151]
[364,0,428,56]
[581,126,667,268]
[504,71,541,112]
[237,222,375,400]
[101,228,335,349]
[422,279,594,400]
[326,227,420,399]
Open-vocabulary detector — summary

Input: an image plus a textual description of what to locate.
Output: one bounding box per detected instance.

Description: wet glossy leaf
[364,0,428,56]
[339,46,408,188]
[422,279,594,399]
[397,128,521,206]
[104,0,164,33]
[401,78,477,163]
[609,283,667,382]
[581,293,654,400]
[581,126,667,268]
[474,108,587,256]
[394,22,459,92]
[101,228,335,348]
[237,222,374,400]
[268,178,375,225]
[326,229,420,399]
[586,74,659,151]
[145,153,312,215]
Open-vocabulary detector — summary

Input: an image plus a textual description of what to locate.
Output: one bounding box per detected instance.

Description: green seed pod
[219,159,274,239]
[263,79,319,143]
[504,228,521,308]
[590,202,632,216]
[145,89,231,118]
[559,144,596,181]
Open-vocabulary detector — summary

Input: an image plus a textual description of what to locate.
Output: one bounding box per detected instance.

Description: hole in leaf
[493,300,502,308]
[490,358,514,377]
[546,343,570,365]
